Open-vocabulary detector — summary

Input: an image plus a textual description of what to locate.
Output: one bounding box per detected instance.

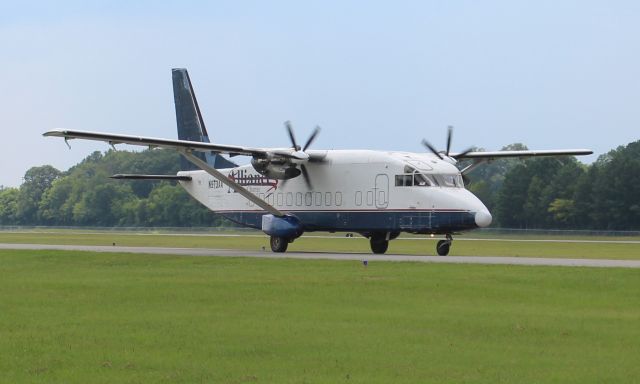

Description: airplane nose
[475,210,492,228]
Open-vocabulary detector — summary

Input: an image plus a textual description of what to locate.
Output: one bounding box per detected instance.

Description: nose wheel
[436,234,453,256]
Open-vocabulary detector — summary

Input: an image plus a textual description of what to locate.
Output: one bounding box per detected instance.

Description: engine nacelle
[261,214,303,239]
[251,158,300,180]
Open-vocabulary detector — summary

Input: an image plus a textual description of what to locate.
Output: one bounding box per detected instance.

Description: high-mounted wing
[43,129,309,160]
[44,129,289,217]
[451,149,593,160]
[422,127,593,161]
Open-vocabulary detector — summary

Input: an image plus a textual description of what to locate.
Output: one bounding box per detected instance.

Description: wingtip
[43,129,62,137]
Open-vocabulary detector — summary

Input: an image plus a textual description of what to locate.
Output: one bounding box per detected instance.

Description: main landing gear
[370,238,389,254]
[368,232,399,254]
[270,236,290,253]
[436,234,453,256]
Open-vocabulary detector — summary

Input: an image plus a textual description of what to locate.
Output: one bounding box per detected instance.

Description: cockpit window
[414,173,431,186]
[442,175,456,187]
[433,174,464,188]
[395,174,413,186]
[395,171,435,187]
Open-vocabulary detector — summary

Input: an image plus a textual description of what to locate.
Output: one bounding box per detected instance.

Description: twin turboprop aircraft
[44,69,593,255]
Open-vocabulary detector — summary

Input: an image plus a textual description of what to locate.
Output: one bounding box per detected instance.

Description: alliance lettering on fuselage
[227,170,278,192]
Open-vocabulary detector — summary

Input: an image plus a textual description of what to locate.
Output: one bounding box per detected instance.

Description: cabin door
[375,174,389,209]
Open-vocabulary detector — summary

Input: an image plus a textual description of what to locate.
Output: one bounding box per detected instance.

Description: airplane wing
[451,149,593,160]
[43,129,307,160]
[44,129,290,217]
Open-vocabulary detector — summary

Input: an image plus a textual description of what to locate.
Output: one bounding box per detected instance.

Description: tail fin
[172,68,237,170]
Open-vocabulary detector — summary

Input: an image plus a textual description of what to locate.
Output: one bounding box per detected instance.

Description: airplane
[44,69,593,256]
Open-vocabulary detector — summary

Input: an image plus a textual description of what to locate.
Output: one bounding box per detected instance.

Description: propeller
[422,125,473,161]
[282,121,322,189]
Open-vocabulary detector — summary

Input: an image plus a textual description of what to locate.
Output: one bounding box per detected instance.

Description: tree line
[0,140,639,229]
[0,150,224,227]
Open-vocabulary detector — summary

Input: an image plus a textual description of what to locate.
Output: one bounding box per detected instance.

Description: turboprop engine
[251,157,301,180]
[250,121,323,188]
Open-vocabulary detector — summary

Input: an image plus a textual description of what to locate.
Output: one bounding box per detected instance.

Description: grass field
[1,249,639,383]
[1,230,639,259]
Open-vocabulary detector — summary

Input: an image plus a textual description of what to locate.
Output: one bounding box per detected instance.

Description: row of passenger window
[259,191,344,207]
[255,190,381,208]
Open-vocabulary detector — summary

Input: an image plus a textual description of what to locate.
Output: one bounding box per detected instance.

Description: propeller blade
[452,147,474,159]
[446,126,453,157]
[422,139,443,160]
[303,126,321,152]
[285,121,300,151]
[300,164,313,190]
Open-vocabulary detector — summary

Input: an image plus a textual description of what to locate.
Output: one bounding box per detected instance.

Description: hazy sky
[1,1,638,187]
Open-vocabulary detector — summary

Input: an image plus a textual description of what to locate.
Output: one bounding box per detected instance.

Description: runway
[2,243,639,268]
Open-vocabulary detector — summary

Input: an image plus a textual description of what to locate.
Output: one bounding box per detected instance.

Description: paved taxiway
[1,243,639,268]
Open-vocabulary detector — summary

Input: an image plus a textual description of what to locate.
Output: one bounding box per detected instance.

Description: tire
[370,239,389,254]
[436,240,450,256]
[270,236,289,253]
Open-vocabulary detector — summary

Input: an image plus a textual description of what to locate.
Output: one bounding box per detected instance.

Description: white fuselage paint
[178,150,491,234]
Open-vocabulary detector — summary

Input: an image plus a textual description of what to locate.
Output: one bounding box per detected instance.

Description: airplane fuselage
[178,149,492,235]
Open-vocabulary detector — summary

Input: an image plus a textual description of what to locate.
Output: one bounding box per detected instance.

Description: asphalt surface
[1,243,639,268]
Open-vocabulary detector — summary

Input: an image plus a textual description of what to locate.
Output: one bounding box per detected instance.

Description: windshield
[434,174,464,188]
[396,166,464,188]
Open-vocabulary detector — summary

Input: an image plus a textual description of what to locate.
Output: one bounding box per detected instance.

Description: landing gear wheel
[436,240,450,256]
[270,236,289,253]
[370,239,389,254]
[436,234,453,256]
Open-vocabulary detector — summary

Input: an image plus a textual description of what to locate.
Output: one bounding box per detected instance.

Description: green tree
[0,187,20,225]
[588,141,640,229]
[16,165,61,224]
[464,143,528,211]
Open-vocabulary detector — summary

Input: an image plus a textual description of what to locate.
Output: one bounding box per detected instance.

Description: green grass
[1,230,639,259]
[1,250,639,383]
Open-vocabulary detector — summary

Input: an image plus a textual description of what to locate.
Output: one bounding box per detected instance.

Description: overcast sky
[1,1,638,187]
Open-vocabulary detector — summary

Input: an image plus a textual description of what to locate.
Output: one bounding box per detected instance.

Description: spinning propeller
[283,121,321,189]
[421,126,474,162]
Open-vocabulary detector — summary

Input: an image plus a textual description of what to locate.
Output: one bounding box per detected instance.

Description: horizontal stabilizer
[110,174,192,181]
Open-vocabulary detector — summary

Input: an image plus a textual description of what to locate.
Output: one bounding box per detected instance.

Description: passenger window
[367,191,373,205]
[277,193,283,206]
[315,192,322,206]
[296,192,302,206]
[335,192,343,206]
[286,192,293,206]
[355,191,363,206]
[305,192,312,206]
[325,192,332,206]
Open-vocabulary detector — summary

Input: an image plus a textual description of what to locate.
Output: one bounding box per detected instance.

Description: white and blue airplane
[45,69,592,255]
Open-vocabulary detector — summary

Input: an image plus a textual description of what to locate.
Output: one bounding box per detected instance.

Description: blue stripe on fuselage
[216,210,478,234]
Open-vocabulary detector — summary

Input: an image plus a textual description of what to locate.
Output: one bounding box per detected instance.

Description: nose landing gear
[436,234,453,256]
